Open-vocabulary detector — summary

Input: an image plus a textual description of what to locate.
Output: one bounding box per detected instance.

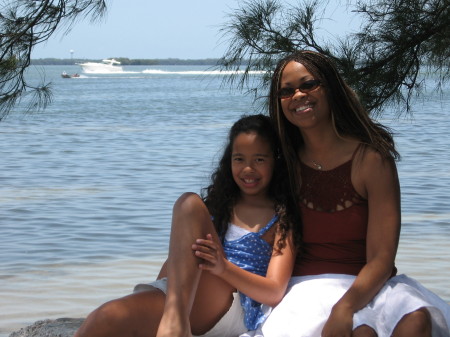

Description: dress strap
[351,143,363,161]
[258,215,278,236]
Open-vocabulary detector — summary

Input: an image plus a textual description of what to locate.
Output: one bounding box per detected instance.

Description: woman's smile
[295,103,314,113]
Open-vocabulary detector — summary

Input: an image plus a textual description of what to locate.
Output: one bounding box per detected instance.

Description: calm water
[0,65,449,336]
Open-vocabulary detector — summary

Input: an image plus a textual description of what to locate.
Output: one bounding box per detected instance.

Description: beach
[1,65,449,336]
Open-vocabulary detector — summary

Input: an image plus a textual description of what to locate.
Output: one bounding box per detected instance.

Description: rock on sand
[9,318,84,337]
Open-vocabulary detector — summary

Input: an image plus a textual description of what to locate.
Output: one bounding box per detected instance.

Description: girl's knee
[75,300,130,337]
[94,299,131,325]
[174,192,206,214]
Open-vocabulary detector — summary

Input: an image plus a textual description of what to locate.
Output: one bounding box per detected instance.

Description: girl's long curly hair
[201,114,299,252]
[269,50,399,217]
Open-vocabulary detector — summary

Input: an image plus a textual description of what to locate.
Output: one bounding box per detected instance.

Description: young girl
[249,50,450,337]
[73,114,297,337]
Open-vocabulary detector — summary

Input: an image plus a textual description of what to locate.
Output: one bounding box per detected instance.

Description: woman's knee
[394,308,432,337]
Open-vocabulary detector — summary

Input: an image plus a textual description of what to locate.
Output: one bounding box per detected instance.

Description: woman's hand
[192,233,227,275]
[321,303,353,337]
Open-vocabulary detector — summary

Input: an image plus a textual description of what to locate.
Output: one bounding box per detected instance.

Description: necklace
[311,160,323,170]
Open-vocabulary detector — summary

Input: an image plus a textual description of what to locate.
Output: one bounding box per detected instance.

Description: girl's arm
[193,229,296,307]
[322,149,401,336]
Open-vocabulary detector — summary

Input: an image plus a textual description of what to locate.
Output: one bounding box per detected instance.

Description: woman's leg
[392,308,432,337]
[157,192,230,337]
[353,325,377,337]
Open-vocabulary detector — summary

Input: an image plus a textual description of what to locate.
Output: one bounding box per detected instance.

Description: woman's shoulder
[352,144,398,199]
[356,144,395,169]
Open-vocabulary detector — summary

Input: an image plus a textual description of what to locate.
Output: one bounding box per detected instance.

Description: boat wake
[142,69,265,75]
[75,63,265,77]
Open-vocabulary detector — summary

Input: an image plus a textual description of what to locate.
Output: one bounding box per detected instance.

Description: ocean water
[0,65,449,336]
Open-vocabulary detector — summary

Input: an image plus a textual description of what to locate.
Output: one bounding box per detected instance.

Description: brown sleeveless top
[293,147,370,276]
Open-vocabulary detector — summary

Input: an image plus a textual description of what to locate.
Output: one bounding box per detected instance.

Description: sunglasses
[277,79,321,99]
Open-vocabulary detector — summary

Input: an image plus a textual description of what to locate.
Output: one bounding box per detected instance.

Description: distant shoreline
[31,58,222,66]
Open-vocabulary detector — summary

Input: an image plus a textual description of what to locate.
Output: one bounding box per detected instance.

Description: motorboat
[61,71,80,78]
[77,59,123,73]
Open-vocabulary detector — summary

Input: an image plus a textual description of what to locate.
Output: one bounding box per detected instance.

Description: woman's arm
[322,149,401,336]
[193,229,296,307]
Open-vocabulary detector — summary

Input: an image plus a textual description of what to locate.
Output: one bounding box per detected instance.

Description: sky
[31,0,361,60]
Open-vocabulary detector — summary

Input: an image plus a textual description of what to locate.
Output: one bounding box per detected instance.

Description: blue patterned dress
[223,215,278,330]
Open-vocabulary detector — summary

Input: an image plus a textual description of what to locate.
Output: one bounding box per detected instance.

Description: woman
[250,50,450,337]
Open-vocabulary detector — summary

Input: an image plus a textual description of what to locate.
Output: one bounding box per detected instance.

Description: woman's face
[278,61,330,130]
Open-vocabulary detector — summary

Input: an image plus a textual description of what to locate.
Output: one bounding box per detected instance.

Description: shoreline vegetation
[31,58,223,66]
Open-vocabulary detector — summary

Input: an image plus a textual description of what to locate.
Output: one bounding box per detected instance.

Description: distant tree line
[31,58,223,66]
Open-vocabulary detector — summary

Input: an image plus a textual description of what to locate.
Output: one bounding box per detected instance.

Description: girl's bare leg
[189,269,235,335]
[73,272,234,337]
[74,193,233,337]
[157,192,227,337]
[74,288,166,337]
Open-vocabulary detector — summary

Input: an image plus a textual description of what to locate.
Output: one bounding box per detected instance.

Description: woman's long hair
[202,114,298,252]
[269,50,399,209]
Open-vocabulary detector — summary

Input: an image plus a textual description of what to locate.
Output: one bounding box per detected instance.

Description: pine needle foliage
[0,0,107,120]
[217,0,449,115]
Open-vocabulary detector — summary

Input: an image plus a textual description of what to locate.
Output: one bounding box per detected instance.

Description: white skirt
[241,274,450,337]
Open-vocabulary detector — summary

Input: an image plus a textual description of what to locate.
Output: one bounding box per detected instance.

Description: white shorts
[134,278,247,337]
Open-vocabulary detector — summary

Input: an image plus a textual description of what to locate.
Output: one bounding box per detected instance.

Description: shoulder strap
[351,143,364,161]
[258,215,278,236]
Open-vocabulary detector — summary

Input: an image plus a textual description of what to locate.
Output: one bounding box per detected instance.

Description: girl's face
[231,132,274,198]
[279,61,330,130]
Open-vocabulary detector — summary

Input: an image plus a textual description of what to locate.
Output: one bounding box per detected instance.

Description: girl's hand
[321,304,353,337]
[192,233,226,275]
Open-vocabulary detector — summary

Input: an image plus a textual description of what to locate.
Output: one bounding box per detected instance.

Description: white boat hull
[78,59,123,73]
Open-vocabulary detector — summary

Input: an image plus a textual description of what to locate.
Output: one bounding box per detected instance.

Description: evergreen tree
[218,0,449,115]
[0,0,107,120]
